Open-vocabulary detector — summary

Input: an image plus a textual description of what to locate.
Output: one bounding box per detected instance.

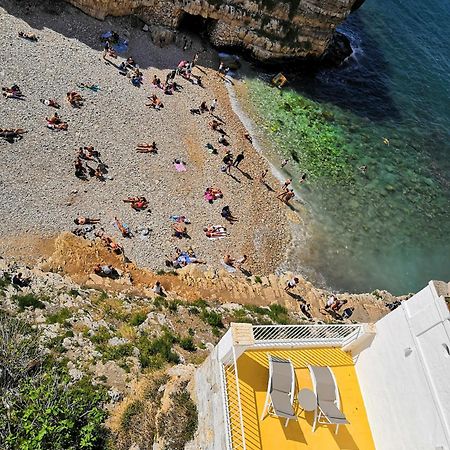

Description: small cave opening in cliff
[177,12,216,39]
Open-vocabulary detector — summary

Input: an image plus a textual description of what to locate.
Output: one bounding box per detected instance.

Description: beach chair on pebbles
[261,355,297,427]
[308,365,349,434]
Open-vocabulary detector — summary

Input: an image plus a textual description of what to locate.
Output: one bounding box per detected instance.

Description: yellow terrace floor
[226,347,374,450]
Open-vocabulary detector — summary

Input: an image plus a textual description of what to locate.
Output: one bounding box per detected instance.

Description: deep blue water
[247,0,450,294]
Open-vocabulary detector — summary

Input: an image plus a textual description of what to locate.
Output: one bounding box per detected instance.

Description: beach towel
[78,83,101,92]
[222,262,237,273]
[174,162,187,172]
[101,31,128,53]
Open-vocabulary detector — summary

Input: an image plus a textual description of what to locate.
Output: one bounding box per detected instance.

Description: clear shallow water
[246,0,450,294]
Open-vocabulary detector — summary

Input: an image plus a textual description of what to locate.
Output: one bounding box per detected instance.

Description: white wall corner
[342,323,376,357]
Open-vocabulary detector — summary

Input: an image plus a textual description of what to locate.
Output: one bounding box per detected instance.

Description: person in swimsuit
[74,216,100,225]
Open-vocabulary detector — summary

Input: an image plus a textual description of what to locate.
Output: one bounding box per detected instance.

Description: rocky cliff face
[65,0,363,62]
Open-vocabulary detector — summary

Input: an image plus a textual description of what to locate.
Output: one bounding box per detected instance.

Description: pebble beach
[0,0,292,275]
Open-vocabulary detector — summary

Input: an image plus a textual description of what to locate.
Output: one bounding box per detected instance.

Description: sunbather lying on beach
[95,229,124,254]
[40,98,60,108]
[0,128,27,142]
[115,216,131,238]
[170,215,190,224]
[165,247,205,268]
[46,112,61,124]
[203,225,228,238]
[204,187,223,203]
[2,85,24,99]
[47,121,68,131]
[123,196,148,211]
[18,31,38,41]
[136,142,157,153]
[66,91,83,107]
[172,222,189,239]
[74,216,100,225]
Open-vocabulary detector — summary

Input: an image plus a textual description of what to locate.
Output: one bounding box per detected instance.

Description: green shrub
[268,304,290,324]
[46,307,72,324]
[128,311,147,326]
[1,369,108,450]
[200,310,224,328]
[192,299,208,309]
[0,273,11,290]
[137,331,179,369]
[179,337,196,352]
[100,343,134,362]
[157,382,198,450]
[188,306,200,315]
[90,326,112,345]
[168,300,182,313]
[153,296,168,310]
[254,276,262,284]
[68,289,80,297]
[13,293,46,311]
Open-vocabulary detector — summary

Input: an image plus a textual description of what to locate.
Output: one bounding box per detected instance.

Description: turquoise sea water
[246,0,450,294]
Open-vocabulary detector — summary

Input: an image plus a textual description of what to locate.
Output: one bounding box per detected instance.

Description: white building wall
[355,282,450,450]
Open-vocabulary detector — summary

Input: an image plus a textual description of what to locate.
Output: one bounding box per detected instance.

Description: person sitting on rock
[12,272,31,287]
[93,264,118,278]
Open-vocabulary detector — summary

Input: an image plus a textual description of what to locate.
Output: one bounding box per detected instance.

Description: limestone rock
[65,0,364,63]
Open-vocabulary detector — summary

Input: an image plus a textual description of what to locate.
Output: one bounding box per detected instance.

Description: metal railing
[220,346,246,450]
[252,324,363,348]
[219,323,364,450]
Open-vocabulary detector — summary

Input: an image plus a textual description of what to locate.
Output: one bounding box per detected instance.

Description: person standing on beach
[281,178,291,192]
[210,98,217,113]
[281,158,289,168]
[192,52,199,67]
[258,169,268,184]
[233,151,245,168]
[218,62,224,73]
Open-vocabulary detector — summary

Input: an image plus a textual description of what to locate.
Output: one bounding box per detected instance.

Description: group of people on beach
[2,27,346,322]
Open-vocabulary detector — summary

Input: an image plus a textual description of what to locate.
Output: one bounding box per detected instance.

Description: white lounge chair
[261,355,297,427]
[308,365,349,434]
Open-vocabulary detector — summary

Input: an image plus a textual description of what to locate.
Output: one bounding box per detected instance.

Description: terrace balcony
[217,323,375,450]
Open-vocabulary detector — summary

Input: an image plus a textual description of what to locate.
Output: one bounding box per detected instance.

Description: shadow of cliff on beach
[0,0,219,72]
[2,0,399,121]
